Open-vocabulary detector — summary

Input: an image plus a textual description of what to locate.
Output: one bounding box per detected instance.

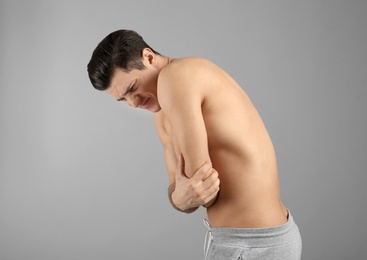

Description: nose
[126,95,140,108]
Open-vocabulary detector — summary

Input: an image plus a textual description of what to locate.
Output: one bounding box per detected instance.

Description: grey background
[0,0,366,259]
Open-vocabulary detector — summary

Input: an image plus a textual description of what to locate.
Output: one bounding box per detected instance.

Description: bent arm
[158,66,212,178]
[154,80,220,213]
[157,64,220,210]
[155,112,200,213]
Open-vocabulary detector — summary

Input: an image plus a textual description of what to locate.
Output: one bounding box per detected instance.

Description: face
[106,53,161,113]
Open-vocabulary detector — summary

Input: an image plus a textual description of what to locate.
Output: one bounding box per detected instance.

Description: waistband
[204,210,298,256]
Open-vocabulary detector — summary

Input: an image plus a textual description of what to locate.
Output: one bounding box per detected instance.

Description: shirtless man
[87,30,302,259]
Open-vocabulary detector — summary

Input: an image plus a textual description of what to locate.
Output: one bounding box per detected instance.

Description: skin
[106,48,288,228]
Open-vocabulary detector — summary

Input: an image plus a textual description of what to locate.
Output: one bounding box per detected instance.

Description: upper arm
[154,112,177,184]
[157,62,211,178]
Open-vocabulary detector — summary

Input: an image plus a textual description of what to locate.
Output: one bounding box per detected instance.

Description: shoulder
[157,57,217,109]
[159,57,216,79]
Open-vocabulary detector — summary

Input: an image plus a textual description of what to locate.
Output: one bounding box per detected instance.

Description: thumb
[176,154,188,178]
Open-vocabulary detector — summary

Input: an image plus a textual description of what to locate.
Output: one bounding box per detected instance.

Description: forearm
[168,182,199,213]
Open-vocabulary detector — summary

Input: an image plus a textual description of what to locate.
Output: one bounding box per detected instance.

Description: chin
[151,107,162,113]
[148,104,161,113]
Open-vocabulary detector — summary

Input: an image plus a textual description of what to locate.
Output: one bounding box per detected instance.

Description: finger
[199,184,220,205]
[202,167,218,182]
[202,174,220,191]
[202,180,220,199]
[202,169,219,187]
[192,161,212,181]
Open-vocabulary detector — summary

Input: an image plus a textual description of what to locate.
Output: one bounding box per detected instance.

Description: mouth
[139,98,149,109]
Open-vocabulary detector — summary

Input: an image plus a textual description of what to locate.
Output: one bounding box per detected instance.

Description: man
[87,30,302,259]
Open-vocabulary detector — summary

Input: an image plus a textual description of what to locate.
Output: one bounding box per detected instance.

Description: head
[87,29,160,91]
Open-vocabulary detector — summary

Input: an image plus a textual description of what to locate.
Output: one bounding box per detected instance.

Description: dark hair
[87,29,160,91]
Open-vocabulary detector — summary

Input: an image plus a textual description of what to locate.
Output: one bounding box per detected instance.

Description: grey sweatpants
[203,211,302,260]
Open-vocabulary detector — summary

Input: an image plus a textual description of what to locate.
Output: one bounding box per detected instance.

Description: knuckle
[188,182,196,189]
[200,195,207,203]
[193,189,201,197]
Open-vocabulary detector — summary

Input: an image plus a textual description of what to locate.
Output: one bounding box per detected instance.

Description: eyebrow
[117,81,134,101]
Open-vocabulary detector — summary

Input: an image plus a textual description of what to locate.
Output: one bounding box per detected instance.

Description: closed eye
[117,81,137,102]
[129,83,137,93]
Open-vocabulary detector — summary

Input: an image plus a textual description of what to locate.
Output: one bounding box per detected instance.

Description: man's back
[155,57,288,228]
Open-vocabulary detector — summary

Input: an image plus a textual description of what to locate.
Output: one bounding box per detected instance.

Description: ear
[142,48,155,65]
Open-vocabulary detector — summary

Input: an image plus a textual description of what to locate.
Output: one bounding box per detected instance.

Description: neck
[156,55,174,71]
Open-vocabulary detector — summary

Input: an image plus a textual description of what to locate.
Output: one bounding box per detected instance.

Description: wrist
[168,183,183,211]
[171,190,184,211]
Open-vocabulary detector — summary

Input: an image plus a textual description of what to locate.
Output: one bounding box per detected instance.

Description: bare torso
[155,57,288,228]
